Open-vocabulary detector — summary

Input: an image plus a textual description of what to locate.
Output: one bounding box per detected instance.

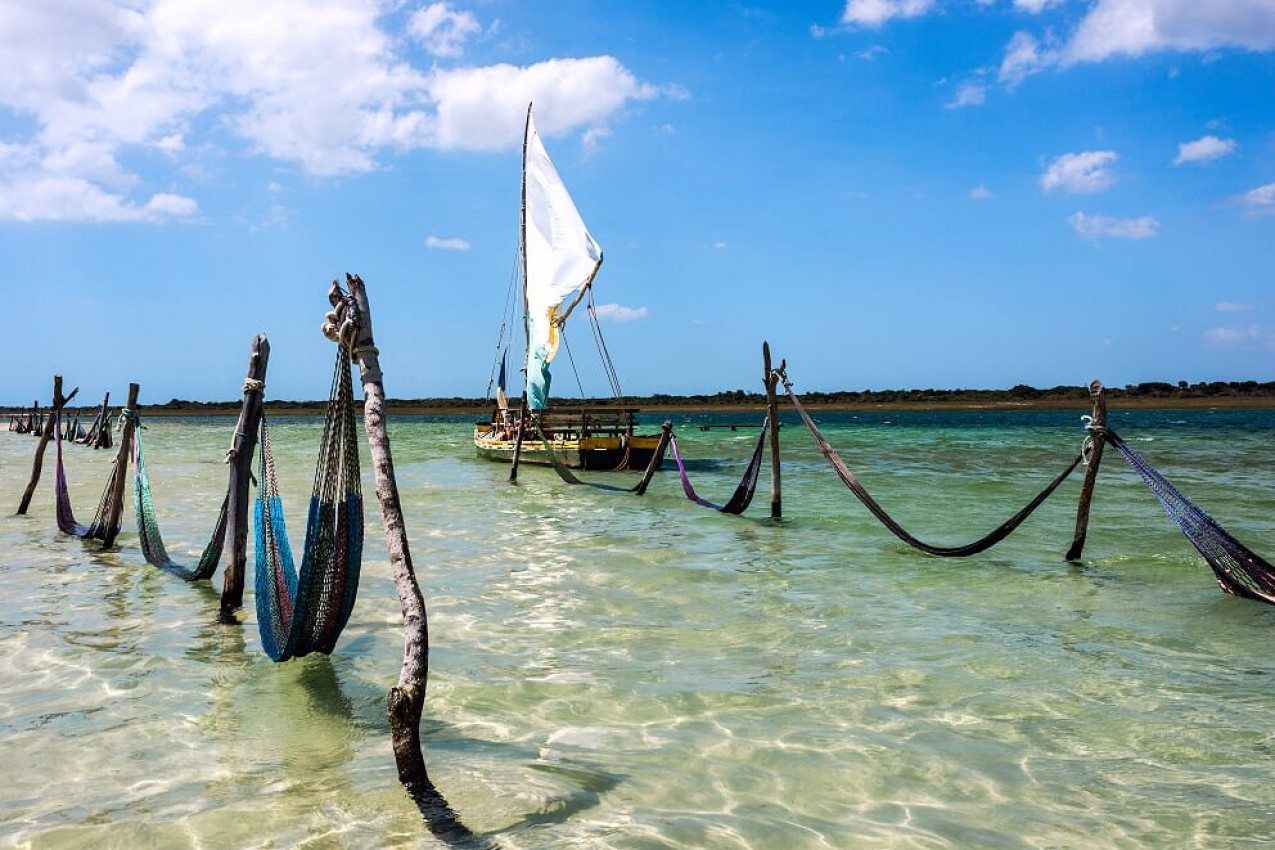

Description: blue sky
[3,0,1274,405]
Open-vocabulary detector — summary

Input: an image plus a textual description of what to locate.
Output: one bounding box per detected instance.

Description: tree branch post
[220,335,270,617]
[763,342,783,519]
[18,376,78,515]
[1066,379,1107,562]
[326,273,431,789]
[99,382,139,548]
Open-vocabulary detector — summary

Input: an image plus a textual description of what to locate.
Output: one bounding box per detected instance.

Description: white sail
[523,109,602,410]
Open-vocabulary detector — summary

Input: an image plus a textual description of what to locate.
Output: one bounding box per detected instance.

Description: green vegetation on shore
[10,380,1275,416]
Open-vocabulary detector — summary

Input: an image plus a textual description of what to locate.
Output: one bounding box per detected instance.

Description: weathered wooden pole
[91,391,110,448]
[1066,379,1108,562]
[17,376,79,514]
[218,335,270,616]
[763,342,783,519]
[99,382,139,547]
[509,400,527,483]
[327,274,431,790]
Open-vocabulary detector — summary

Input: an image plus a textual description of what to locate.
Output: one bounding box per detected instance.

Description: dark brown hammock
[783,379,1083,556]
[1106,428,1275,604]
[537,420,670,495]
[668,420,769,514]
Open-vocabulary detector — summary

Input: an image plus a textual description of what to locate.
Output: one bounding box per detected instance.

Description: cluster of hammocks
[537,368,1275,606]
[51,344,365,661]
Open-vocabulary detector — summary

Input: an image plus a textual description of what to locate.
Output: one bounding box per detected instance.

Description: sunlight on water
[2,409,1274,848]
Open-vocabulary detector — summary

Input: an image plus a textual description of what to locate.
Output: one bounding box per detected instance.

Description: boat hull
[474,425,662,470]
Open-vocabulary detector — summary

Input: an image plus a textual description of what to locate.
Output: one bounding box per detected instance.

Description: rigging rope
[782,375,1083,556]
[668,420,769,514]
[53,407,124,542]
[254,343,364,662]
[1105,428,1275,603]
[131,415,230,581]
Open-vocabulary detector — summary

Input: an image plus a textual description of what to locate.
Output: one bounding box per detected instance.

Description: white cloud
[856,45,890,61]
[999,31,1050,86]
[425,235,471,251]
[842,0,935,28]
[592,303,649,322]
[712,241,728,249]
[1069,211,1160,239]
[407,3,481,58]
[1173,134,1238,165]
[1204,324,1275,349]
[1041,151,1119,194]
[1001,0,1275,84]
[1238,181,1275,214]
[946,82,987,109]
[0,0,669,222]
[969,184,993,199]
[1014,0,1064,11]
[1214,301,1253,312]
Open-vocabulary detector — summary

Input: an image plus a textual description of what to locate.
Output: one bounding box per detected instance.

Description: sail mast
[510,102,533,483]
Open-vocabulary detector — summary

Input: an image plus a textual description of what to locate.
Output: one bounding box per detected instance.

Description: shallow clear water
[2,408,1274,849]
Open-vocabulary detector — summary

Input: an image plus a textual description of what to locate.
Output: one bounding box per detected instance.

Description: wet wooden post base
[100,382,140,548]
[17,376,78,515]
[220,335,270,617]
[763,342,783,519]
[509,399,528,483]
[1066,380,1108,562]
[331,274,432,790]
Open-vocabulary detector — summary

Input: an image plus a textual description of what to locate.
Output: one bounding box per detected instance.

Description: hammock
[255,345,364,662]
[1106,428,1275,603]
[53,407,125,542]
[131,417,230,581]
[784,380,1083,556]
[538,420,671,495]
[668,420,768,514]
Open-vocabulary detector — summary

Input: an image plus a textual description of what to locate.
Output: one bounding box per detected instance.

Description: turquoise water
[2,408,1274,849]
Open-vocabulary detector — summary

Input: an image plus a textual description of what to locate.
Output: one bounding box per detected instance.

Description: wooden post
[633,421,673,496]
[1066,380,1107,562]
[328,274,432,791]
[17,376,78,514]
[99,383,139,547]
[763,342,783,519]
[509,399,528,483]
[91,391,110,449]
[218,335,270,616]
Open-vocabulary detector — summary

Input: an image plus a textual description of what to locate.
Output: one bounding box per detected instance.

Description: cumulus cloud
[592,303,649,322]
[946,82,987,109]
[0,0,668,222]
[1069,211,1160,239]
[1238,181,1275,214]
[408,2,481,58]
[1174,135,1238,165]
[425,235,471,251]
[999,0,1275,85]
[841,0,935,28]
[1041,151,1119,194]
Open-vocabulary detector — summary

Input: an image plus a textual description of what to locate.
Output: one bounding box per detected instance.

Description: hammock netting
[255,345,364,662]
[132,419,229,581]
[53,408,124,542]
[784,381,1083,556]
[668,420,768,514]
[1105,428,1275,603]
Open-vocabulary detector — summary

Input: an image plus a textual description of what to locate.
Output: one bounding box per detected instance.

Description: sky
[2,0,1274,406]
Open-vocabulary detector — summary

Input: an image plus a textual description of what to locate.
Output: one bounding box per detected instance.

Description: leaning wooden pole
[220,335,270,616]
[92,391,110,449]
[17,376,78,514]
[1066,379,1107,562]
[99,382,139,548]
[509,399,528,483]
[327,273,431,790]
[763,342,783,519]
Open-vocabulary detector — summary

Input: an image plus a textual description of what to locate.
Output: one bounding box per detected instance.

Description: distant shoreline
[8,395,1274,418]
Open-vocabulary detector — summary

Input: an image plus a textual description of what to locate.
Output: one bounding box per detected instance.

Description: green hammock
[131,415,229,581]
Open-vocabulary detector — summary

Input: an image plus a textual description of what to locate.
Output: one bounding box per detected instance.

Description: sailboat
[475,105,662,471]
